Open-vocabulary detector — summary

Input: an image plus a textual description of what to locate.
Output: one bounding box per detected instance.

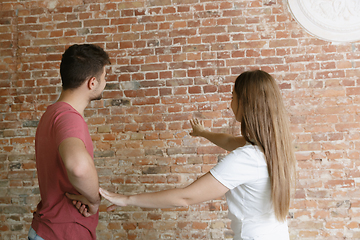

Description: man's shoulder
[38,102,84,133]
[43,102,81,119]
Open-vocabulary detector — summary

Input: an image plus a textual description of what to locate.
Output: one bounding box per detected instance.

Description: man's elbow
[69,167,87,179]
[67,161,94,179]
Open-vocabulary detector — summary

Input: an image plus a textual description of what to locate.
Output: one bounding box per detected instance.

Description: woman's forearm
[127,188,189,209]
[100,173,229,210]
[190,119,245,151]
[199,130,246,152]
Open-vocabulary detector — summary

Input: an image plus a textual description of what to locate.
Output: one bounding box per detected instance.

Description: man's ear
[87,77,97,90]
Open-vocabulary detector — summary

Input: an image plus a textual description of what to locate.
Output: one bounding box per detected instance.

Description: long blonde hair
[234,70,295,221]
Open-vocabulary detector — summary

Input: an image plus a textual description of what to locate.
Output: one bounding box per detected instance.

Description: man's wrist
[88,193,101,205]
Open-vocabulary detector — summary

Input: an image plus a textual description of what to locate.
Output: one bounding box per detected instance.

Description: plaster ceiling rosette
[287,0,360,42]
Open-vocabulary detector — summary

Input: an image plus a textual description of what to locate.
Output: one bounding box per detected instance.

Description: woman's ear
[87,76,97,90]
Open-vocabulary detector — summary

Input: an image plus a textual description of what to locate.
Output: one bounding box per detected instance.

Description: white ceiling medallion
[287,0,360,42]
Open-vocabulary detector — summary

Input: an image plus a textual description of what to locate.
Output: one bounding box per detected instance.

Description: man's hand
[189,119,205,137]
[66,193,100,217]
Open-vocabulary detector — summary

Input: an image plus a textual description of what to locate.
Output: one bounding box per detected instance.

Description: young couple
[29,44,295,240]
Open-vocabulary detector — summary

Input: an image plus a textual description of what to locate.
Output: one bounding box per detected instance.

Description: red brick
[2,1,360,239]
[325,221,346,229]
[325,180,355,188]
[122,223,137,230]
[192,222,208,229]
[141,63,167,72]
[132,97,160,106]
[188,86,201,94]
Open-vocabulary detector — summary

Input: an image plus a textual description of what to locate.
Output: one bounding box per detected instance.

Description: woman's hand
[189,119,205,137]
[66,193,100,217]
[99,188,128,211]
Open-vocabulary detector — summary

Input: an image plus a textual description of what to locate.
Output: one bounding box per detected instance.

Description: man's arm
[190,119,246,152]
[59,137,100,216]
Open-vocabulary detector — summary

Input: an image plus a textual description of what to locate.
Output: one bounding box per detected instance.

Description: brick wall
[1,0,360,239]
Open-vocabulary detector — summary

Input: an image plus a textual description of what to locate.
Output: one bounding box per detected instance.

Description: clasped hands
[66,188,126,217]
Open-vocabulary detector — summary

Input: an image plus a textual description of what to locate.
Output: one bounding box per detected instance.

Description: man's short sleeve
[54,110,88,148]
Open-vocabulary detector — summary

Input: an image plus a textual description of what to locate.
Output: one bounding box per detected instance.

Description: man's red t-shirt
[31,102,98,239]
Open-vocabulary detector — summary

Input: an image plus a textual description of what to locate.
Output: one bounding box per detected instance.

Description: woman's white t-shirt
[210,142,289,240]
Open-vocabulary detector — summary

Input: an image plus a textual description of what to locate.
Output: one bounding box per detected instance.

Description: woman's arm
[189,119,246,152]
[99,172,229,211]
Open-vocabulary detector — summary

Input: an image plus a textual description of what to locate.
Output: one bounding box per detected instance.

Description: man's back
[32,102,98,240]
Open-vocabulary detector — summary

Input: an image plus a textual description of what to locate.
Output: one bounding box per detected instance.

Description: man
[28,44,111,240]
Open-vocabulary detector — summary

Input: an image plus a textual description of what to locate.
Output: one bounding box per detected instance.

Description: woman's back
[210,143,289,240]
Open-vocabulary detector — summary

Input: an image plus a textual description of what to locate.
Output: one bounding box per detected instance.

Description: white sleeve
[210,145,262,190]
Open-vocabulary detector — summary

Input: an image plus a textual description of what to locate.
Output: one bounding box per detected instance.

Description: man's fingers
[66,193,81,201]
[66,193,97,217]
[80,204,86,214]
[76,201,82,210]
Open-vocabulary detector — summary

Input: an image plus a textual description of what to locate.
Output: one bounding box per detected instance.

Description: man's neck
[57,89,89,117]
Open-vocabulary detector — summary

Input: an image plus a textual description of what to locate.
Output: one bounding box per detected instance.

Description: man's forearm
[67,162,100,204]
[60,137,100,205]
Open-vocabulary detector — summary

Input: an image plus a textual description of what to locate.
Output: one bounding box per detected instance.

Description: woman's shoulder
[233,141,262,152]
[231,142,265,162]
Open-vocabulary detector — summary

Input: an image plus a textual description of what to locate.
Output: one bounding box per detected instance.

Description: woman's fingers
[99,188,117,211]
[107,204,117,212]
[99,188,110,200]
[99,188,128,209]
[190,118,201,127]
[189,119,195,127]
[99,188,117,203]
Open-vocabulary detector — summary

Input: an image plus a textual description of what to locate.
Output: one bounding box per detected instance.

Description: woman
[69,70,296,240]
